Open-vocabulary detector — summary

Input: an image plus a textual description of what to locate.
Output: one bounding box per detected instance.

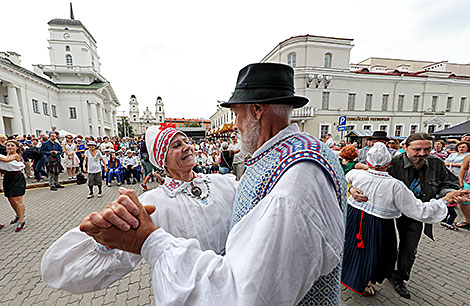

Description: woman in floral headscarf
[42,124,238,293]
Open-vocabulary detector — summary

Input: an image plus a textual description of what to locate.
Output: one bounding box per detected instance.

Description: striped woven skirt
[341,205,397,295]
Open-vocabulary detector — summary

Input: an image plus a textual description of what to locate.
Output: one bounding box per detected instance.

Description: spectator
[106,151,121,187]
[339,145,368,175]
[63,135,79,179]
[122,150,138,185]
[431,140,449,161]
[219,142,233,174]
[0,140,26,232]
[83,141,107,199]
[40,132,64,190]
[457,153,470,229]
[444,141,470,176]
[228,132,244,180]
[0,134,7,155]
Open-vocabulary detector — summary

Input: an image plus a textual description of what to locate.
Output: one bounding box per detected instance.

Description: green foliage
[184,121,201,127]
[118,118,135,138]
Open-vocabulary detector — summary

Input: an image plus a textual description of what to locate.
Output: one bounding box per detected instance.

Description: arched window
[287,52,296,67]
[65,45,70,51]
[324,53,332,68]
[66,54,73,67]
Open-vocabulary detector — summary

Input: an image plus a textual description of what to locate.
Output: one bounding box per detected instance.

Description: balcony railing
[292,106,315,118]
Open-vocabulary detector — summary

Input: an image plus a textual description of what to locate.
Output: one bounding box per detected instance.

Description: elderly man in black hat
[357,131,391,164]
[77,63,346,305]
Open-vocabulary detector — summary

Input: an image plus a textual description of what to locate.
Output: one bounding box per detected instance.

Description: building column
[112,111,117,136]
[7,85,24,135]
[91,102,99,136]
[19,86,32,134]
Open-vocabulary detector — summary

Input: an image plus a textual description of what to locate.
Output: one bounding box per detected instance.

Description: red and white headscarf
[146,123,185,169]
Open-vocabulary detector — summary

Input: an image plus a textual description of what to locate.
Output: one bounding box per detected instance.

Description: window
[348,93,355,111]
[287,52,296,68]
[431,96,438,112]
[65,45,70,51]
[381,94,389,111]
[346,125,355,132]
[32,99,39,113]
[427,125,436,134]
[446,97,453,112]
[159,116,162,122]
[133,115,136,120]
[365,94,372,111]
[444,124,451,130]
[394,125,403,137]
[413,95,420,112]
[379,125,388,132]
[397,95,405,111]
[51,105,57,118]
[410,124,418,135]
[320,124,330,139]
[42,102,49,115]
[3,95,8,105]
[322,92,330,110]
[35,130,41,138]
[69,107,77,119]
[460,97,467,112]
[159,106,162,112]
[363,125,372,130]
[324,53,332,68]
[66,54,73,67]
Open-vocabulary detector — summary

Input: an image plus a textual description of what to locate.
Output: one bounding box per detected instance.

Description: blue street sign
[339,115,347,126]
[338,125,346,131]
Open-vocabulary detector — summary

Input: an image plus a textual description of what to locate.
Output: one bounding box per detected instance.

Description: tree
[184,121,201,127]
[118,118,135,138]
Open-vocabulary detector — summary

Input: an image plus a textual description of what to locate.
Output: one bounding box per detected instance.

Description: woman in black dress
[0,140,27,232]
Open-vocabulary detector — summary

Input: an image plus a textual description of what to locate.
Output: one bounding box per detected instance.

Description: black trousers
[125,167,137,182]
[392,215,423,282]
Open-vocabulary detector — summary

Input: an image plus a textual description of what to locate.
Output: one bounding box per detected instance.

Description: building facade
[0,12,120,137]
[260,35,470,141]
[209,106,235,132]
[128,95,165,135]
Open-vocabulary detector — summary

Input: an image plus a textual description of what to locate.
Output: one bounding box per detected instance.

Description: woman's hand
[350,187,368,202]
[444,189,470,204]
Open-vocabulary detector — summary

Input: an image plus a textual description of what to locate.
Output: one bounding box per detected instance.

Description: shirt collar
[252,123,300,159]
[403,153,428,169]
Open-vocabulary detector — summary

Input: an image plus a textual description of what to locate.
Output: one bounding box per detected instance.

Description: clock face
[63,33,70,39]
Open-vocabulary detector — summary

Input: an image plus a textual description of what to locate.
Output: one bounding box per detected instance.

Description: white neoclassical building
[0,11,119,137]
[260,35,470,141]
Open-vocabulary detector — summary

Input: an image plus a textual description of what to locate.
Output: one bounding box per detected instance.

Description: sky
[3,0,470,119]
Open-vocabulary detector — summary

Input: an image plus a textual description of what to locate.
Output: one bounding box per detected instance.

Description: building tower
[155,96,165,123]
[129,95,140,123]
[39,3,105,84]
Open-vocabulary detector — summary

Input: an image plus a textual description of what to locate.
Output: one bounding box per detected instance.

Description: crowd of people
[1,63,469,304]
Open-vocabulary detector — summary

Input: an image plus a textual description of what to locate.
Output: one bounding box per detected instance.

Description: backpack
[76,172,87,185]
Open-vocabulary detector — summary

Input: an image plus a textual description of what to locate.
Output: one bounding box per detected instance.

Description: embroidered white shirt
[346,169,448,222]
[41,173,237,293]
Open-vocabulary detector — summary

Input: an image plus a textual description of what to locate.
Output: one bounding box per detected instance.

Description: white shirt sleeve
[392,180,448,223]
[141,162,344,306]
[41,227,142,293]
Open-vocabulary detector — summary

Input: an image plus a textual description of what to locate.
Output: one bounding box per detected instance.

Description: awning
[345,129,373,138]
[433,120,470,137]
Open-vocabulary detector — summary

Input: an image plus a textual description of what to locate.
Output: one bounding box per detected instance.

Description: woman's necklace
[182,181,210,200]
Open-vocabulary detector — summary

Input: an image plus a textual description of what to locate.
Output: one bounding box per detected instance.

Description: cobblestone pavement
[0,175,469,305]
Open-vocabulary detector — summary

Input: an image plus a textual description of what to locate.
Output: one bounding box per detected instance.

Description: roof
[56,82,107,90]
[0,56,56,86]
[345,129,373,137]
[47,18,97,43]
[433,120,470,137]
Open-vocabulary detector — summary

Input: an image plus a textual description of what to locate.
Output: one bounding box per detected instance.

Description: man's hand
[444,189,470,204]
[350,187,368,202]
[79,188,157,254]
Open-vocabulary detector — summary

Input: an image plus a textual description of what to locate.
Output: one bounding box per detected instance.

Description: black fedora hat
[220,63,309,109]
[369,131,389,141]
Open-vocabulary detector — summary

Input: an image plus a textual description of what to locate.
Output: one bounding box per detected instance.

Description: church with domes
[128,95,166,135]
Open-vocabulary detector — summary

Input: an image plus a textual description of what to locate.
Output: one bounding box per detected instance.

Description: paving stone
[1,177,469,305]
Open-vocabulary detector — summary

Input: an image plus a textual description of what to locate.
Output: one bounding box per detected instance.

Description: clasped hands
[79,188,158,254]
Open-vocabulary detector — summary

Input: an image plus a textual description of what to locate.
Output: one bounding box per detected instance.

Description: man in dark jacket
[39,132,64,190]
[352,133,461,299]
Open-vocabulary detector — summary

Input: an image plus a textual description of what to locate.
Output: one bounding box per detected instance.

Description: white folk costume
[41,125,238,294]
[341,142,448,295]
[136,124,346,305]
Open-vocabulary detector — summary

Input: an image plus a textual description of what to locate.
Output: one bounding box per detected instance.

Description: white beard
[240,113,261,155]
